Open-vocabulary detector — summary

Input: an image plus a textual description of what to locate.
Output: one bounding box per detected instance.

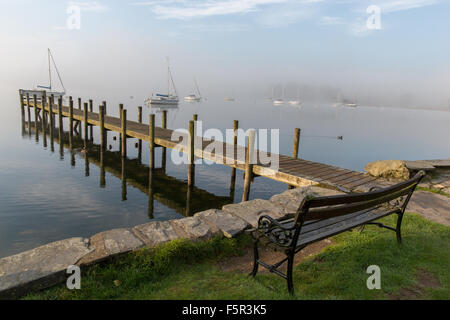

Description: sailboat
[146,59,179,106]
[288,87,301,105]
[273,86,284,105]
[184,78,202,102]
[36,49,66,98]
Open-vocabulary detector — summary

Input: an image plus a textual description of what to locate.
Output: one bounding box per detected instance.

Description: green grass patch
[417,186,450,198]
[24,213,450,300]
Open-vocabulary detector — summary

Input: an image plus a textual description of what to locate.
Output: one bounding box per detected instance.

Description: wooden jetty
[19,90,379,200]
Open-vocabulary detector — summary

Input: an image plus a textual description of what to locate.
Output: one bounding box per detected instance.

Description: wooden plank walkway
[22,96,379,194]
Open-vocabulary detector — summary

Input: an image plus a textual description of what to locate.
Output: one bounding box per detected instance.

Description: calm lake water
[1,87,449,258]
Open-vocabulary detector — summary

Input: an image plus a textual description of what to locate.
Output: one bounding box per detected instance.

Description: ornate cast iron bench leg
[250,239,259,277]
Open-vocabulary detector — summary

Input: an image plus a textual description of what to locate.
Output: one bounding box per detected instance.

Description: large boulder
[364,160,410,180]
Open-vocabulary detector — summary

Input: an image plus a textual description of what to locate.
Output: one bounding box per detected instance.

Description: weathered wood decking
[22,95,379,194]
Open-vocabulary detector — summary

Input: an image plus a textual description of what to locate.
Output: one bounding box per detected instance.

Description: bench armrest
[255,214,298,247]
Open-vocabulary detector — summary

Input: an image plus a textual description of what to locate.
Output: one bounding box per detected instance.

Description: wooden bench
[250,171,425,295]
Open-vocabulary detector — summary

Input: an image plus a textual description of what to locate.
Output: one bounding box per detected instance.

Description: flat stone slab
[170,217,216,241]
[195,209,250,238]
[222,199,286,228]
[270,186,344,213]
[132,221,180,247]
[405,160,438,171]
[407,191,450,226]
[0,237,92,298]
[96,228,143,255]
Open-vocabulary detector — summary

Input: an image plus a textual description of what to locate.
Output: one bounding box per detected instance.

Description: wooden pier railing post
[78,97,81,110]
[89,99,93,142]
[121,108,127,158]
[102,101,107,115]
[84,102,88,149]
[242,129,255,202]
[26,93,31,136]
[161,110,167,171]
[230,120,238,199]
[188,120,195,187]
[119,104,123,153]
[41,91,47,125]
[69,98,74,149]
[19,90,25,117]
[137,106,142,162]
[49,95,54,130]
[26,93,31,126]
[33,94,38,131]
[58,97,63,130]
[99,105,105,151]
[289,128,301,189]
[149,114,155,169]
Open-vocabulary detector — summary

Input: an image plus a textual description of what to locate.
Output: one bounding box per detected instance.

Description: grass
[24,213,450,300]
[417,186,450,198]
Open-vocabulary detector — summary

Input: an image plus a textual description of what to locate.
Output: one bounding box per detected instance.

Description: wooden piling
[58,97,63,130]
[230,120,238,199]
[102,101,107,114]
[33,95,38,127]
[121,157,127,201]
[138,106,142,162]
[84,102,88,149]
[99,105,105,151]
[69,98,74,149]
[78,97,81,110]
[242,129,255,202]
[289,128,301,189]
[26,93,31,136]
[148,168,154,219]
[89,99,93,142]
[161,110,167,171]
[48,95,54,129]
[149,114,155,169]
[188,120,195,187]
[121,108,127,158]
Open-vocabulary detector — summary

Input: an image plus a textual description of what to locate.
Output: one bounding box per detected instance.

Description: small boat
[224,97,235,102]
[273,86,285,105]
[35,49,66,98]
[146,58,179,106]
[288,87,301,105]
[184,78,202,102]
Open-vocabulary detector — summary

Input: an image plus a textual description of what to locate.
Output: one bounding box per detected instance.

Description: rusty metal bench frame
[250,171,425,295]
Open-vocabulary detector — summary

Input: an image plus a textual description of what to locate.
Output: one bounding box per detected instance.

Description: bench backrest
[294,171,425,225]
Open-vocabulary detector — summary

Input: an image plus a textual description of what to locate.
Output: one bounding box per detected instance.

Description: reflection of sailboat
[288,87,301,105]
[334,92,357,107]
[36,49,66,98]
[273,86,284,105]
[184,78,202,102]
[146,58,179,106]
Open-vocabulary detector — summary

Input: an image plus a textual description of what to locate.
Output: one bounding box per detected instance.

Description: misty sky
[1,0,449,106]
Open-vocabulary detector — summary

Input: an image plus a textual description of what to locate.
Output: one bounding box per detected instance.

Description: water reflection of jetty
[23,121,233,217]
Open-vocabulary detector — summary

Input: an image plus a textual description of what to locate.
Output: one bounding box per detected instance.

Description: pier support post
[119,104,123,153]
[161,110,167,171]
[49,96,54,152]
[89,99,93,142]
[69,98,74,149]
[84,102,88,149]
[26,93,31,136]
[230,120,238,199]
[78,97,81,110]
[58,97,64,159]
[149,114,155,170]
[99,105,105,151]
[289,128,301,189]
[33,94,38,129]
[19,90,25,119]
[138,106,142,162]
[102,101,107,115]
[41,91,47,125]
[242,130,255,202]
[188,120,195,188]
[121,108,127,158]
